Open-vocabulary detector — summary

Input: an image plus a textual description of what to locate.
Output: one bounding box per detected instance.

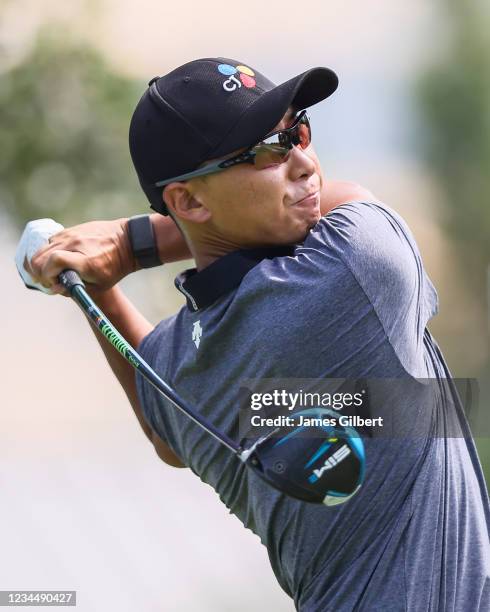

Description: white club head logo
[192,320,203,348]
[312,445,351,481]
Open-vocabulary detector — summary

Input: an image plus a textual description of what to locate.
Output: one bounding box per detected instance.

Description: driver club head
[240,408,365,506]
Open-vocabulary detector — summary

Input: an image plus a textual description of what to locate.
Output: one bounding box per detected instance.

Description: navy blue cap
[129,57,338,215]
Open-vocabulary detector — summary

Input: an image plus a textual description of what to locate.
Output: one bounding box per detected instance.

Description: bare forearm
[26,214,186,460]
[86,285,154,440]
[149,214,191,263]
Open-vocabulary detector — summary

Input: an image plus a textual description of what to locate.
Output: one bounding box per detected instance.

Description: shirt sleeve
[134,327,159,434]
[305,200,438,376]
[134,319,178,443]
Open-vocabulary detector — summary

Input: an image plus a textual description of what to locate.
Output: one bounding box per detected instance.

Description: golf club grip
[59,269,85,292]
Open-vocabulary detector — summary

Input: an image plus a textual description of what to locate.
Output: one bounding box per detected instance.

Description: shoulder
[311,199,418,268]
[318,182,406,253]
[304,199,430,315]
[320,180,380,214]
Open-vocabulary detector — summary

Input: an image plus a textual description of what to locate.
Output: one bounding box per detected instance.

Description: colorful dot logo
[217,63,256,92]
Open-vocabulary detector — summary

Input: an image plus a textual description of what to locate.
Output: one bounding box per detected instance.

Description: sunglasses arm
[154,161,225,187]
[154,152,256,188]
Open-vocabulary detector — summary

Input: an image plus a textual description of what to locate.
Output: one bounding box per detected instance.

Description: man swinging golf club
[18,57,489,610]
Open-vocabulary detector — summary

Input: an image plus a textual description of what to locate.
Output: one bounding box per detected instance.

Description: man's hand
[26,214,192,297]
[28,218,135,296]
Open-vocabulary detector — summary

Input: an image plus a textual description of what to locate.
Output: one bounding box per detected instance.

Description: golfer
[24,57,489,610]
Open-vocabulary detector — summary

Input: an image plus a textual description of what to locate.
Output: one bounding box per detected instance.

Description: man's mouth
[292,190,320,207]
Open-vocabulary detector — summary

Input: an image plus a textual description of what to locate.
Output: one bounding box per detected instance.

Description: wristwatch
[127,214,162,268]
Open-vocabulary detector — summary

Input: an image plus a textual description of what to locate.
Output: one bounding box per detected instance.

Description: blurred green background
[414,0,490,478]
[1,1,488,610]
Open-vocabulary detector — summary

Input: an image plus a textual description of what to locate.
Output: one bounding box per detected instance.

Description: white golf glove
[15,218,64,294]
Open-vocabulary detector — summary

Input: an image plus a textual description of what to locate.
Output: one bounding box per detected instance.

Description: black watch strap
[128,215,162,268]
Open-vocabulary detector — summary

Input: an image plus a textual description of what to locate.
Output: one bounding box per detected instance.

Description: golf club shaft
[58,270,240,454]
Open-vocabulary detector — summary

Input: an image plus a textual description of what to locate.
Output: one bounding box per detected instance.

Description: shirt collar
[174,246,295,312]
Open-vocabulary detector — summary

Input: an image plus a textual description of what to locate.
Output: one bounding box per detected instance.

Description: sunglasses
[154,110,311,188]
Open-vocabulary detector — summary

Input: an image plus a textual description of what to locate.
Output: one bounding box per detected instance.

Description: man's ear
[163,182,211,224]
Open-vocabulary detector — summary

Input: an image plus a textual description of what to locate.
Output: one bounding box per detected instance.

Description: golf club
[59,269,366,506]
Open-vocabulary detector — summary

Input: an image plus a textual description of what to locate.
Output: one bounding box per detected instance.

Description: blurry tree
[0,25,146,228]
[415,0,490,478]
[415,0,490,305]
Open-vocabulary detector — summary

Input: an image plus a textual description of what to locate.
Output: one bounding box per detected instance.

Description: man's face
[184,108,325,247]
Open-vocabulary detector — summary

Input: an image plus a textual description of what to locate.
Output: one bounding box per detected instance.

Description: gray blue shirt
[136,201,490,610]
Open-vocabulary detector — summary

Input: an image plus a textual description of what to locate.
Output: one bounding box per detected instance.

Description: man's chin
[288,217,321,244]
[301,209,322,232]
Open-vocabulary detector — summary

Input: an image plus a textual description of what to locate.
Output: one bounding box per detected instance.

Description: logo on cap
[217,63,256,92]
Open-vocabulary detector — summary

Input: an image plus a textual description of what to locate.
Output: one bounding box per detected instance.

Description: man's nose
[287,145,316,180]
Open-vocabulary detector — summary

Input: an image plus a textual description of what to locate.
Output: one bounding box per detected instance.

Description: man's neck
[183,231,244,271]
[186,180,379,271]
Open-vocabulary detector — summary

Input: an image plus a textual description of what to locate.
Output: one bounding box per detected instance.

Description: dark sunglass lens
[254,144,290,169]
[278,131,289,147]
[250,113,310,168]
[297,121,311,149]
